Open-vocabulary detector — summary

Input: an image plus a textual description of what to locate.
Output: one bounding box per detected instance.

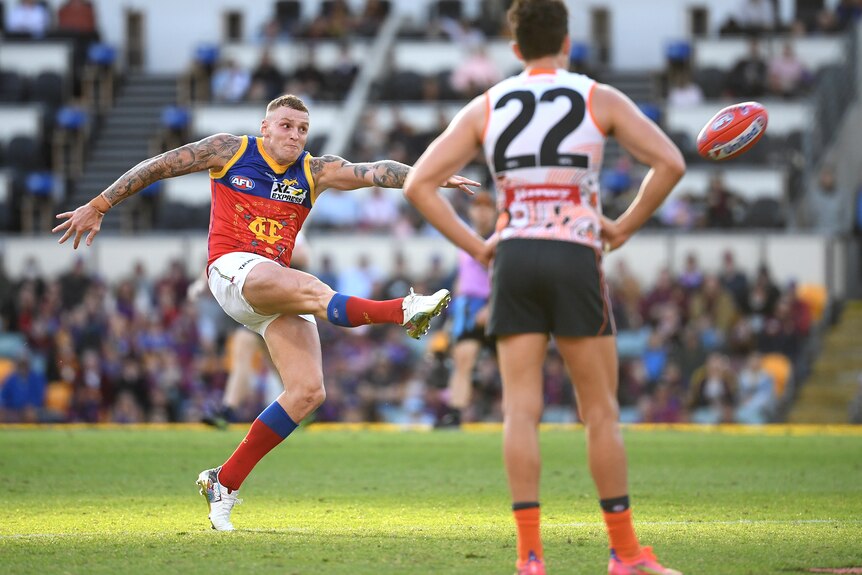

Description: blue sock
[326,293,352,327]
[257,401,298,439]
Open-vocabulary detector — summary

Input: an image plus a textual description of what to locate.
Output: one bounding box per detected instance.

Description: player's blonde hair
[266,94,309,115]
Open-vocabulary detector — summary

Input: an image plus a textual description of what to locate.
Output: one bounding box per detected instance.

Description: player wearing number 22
[404,1,686,574]
[52,94,478,532]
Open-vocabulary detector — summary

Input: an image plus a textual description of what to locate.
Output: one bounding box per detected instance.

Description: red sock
[603,508,641,562]
[345,296,403,326]
[513,505,543,564]
[219,419,286,491]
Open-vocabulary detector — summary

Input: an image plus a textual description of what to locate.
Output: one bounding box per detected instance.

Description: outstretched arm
[309,155,479,196]
[53,133,242,248]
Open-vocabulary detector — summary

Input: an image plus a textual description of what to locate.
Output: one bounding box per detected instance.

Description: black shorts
[488,239,615,337]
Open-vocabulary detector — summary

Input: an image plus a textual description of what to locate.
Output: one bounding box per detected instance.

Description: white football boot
[196,466,241,531]
[401,288,451,339]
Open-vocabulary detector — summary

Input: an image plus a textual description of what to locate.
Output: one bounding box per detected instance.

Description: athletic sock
[512,502,543,564]
[600,496,641,562]
[326,293,404,327]
[218,401,297,491]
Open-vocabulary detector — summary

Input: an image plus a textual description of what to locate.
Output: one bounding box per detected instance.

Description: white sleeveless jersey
[482,69,606,248]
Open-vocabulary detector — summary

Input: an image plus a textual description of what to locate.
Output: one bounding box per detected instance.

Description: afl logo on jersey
[230,175,255,190]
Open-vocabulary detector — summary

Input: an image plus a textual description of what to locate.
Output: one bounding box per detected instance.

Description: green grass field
[1,425,861,575]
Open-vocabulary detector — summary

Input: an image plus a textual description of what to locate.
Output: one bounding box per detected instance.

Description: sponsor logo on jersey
[230,175,255,190]
[248,216,284,244]
[270,178,307,203]
[711,112,735,132]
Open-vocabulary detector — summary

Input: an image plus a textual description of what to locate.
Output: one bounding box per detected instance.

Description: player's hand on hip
[600,216,629,253]
[476,233,498,268]
[440,174,481,195]
[52,205,104,249]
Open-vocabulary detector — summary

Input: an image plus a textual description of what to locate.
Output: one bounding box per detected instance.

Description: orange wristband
[87,193,112,215]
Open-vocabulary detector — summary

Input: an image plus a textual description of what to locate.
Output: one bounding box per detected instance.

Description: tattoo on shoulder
[310,155,348,178]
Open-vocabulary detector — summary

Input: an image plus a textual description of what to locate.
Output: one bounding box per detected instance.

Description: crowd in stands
[0,248,820,426]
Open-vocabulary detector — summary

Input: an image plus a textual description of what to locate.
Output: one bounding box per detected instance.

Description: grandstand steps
[67,73,179,231]
[787,300,862,423]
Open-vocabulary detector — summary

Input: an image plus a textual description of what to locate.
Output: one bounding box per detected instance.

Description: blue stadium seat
[637,102,661,124]
[195,44,220,68]
[25,172,53,198]
[87,43,117,67]
[666,41,692,63]
[569,42,589,64]
[161,106,190,131]
[56,106,87,131]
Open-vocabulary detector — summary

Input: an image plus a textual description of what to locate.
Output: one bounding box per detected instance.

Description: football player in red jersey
[404,1,685,574]
[53,94,478,531]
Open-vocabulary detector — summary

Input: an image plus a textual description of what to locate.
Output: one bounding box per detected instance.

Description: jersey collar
[256,137,295,174]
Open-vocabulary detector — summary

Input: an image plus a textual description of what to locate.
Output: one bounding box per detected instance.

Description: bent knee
[580,403,620,428]
[296,380,326,409]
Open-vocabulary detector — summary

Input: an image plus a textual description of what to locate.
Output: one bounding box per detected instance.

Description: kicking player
[435,191,496,428]
[53,94,478,531]
[404,1,685,573]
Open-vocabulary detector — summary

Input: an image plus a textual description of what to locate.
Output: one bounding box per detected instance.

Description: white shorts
[207,252,316,337]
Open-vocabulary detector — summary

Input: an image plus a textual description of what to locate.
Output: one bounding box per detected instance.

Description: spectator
[689,274,739,333]
[248,50,284,102]
[439,17,486,48]
[306,0,355,39]
[0,352,47,422]
[703,172,743,228]
[56,0,98,38]
[725,39,768,99]
[211,59,251,103]
[5,0,51,38]
[660,192,699,229]
[687,352,737,423]
[748,265,781,318]
[678,252,705,291]
[359,187,400,232]
[337,254,380,300]
[837,0,862,29]
[315,255,340,291]
[326,42,359,99]
[768,42,810,97]
[667,72,704,108]
[803,164,850,233]
[450,45,504,99]
[735,352,776,423]
[59,257,94,311]
[718,250,750,310]
[292,47,326,100]
[734,0,778,34]
[355,0,389,37]
[310,188,360,230]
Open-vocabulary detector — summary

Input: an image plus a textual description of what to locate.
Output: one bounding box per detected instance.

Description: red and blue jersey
[207,135,316,267]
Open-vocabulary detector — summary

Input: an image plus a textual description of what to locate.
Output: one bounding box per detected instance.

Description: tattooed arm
[52,133,242,248]
[309,155,480,196]
[308,155,410,192]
